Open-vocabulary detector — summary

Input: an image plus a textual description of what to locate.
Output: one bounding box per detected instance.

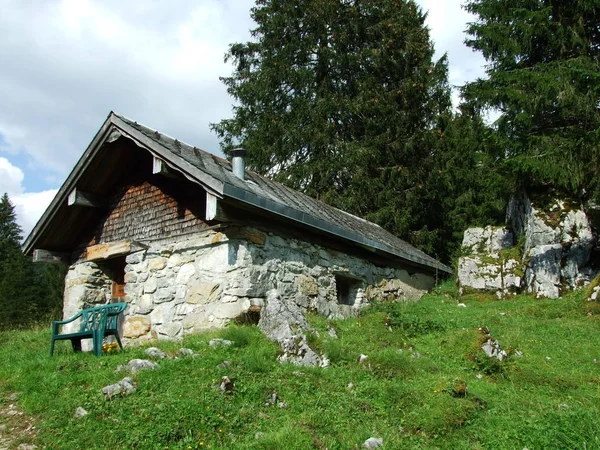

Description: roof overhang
[24,112,452,275]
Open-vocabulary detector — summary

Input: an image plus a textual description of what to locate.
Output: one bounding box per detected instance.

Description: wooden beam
[86,241,131,261]
[152,156,180,178]
[67,188,105,208]
[206,192,218,221]
[206,192,231,222]
[32,249,70,264]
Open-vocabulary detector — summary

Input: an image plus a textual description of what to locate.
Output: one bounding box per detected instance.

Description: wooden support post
[67,188,105,208]
[33,249,70,264]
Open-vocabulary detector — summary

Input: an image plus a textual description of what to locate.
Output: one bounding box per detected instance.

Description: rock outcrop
[258,289,327,367]
[457,226,521,298]
[508,195,596,298]
[459,194,597,299]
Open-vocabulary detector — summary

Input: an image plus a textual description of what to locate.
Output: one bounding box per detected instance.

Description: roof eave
[222,183,453,274]
[22,112,118,255]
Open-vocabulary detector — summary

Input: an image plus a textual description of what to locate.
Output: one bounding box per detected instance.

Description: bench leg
[92,331,103,357]
[71,339,82,353]
[114,334,124,351]
[50,339,56,356]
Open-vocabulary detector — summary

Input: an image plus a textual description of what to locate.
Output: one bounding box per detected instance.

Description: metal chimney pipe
[231,148,247,180]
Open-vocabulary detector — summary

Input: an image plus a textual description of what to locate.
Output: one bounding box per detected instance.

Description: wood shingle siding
[74,174,209,260]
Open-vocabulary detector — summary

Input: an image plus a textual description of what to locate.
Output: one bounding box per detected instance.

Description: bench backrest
[78,303,127,333]
[104,302,127,330]
[78,307,109,332]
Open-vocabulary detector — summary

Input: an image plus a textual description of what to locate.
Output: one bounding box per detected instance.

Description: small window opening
[335,274,361,306]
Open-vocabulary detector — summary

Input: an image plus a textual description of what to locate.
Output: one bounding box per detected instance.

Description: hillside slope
[1,283,599,449]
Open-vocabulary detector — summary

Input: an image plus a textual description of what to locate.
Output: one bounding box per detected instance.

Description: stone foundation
[63,227,435,344]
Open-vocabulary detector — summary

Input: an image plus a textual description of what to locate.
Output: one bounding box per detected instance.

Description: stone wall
[63,226,435,344]
[62,263,114,338]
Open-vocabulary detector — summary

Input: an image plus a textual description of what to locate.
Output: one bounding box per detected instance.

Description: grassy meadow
[1,281,599,449]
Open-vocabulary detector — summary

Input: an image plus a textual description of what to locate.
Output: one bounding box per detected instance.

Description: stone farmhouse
[23,112,451,343]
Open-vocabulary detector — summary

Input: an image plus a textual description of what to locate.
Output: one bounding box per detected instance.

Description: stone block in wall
[150,303,175,325]
[153,322,182,339]
[176,263,195,284]
[123,316,151,338]
[225,266,270,297]
[125,251,145,265]
[154,288,175,304]
[227,227,267,246]
[298,275,318,296]
[144,277,158,294]
[187,281,222,304]
[148,257,166,271]
[194,245,230,273]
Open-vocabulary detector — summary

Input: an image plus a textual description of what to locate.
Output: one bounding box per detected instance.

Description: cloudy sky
[0,0,486,237]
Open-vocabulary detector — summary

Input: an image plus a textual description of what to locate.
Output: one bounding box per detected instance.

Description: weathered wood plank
[152,156,180,178]
[32,249,70,264]
[86,241,131,261]
[206,192,218,221]
[67,188,105,208]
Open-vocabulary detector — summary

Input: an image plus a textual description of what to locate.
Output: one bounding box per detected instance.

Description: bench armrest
[52,311,83,335]
[52,311,83,326]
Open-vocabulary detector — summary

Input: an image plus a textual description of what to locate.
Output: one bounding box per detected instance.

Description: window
[335,274,361,306]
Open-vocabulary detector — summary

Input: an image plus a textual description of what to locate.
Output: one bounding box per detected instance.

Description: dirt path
[0,393,37,450]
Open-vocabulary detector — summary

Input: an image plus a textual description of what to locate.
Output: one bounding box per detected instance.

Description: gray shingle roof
[114,114,451,274]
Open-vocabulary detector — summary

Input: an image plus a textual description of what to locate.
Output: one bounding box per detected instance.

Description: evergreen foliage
[462,0,600,200]
[212,0,466,259]
[0,193,64,329]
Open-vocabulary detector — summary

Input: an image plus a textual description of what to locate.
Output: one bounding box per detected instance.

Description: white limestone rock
[259,289,325,367]
[525,244,563,299]
[462,226,513,255]
[508,194,597,296]
[117,359,158,373]
[102,377,136,399]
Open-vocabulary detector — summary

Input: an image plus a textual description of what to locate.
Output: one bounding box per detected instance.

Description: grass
[1,280,600,449]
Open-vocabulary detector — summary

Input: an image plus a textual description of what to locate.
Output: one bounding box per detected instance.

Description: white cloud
[0,157,56,237]
[0,0,488,239]
[0,157,25,196]
[416,0,487,106]
[0,0,256,178]
[13,190,58,238]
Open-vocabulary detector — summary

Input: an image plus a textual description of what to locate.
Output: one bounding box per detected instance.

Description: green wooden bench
[50,302,127,357]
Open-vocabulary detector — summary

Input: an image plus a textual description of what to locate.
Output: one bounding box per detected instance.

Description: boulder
[457,254,521,298]
[362,437,384,449]
[209,339,234,348]
[524,244,562,299]
[117,359,158,373]
[102,377,136,399]
[460,193,597,299]
[145,347,168,359]
[509,194,596,297]
[462,226,514,255]
[258,289,326,367]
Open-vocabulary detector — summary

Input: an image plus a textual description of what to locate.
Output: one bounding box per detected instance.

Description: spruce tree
[212,0,452,255]
[462,0,600,200]
[0,193,64,329]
